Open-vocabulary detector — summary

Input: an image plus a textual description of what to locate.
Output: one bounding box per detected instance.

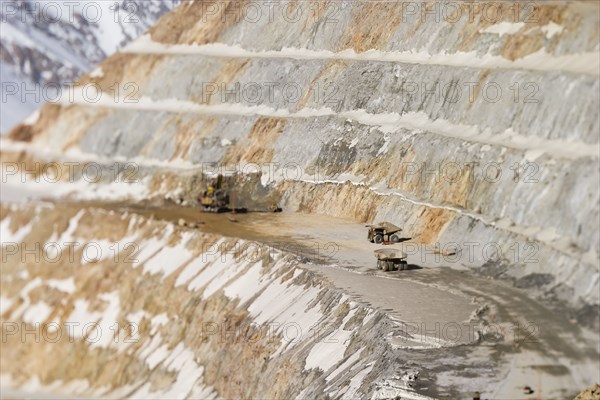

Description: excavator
[199,175,230,213]
[199,174,279,214]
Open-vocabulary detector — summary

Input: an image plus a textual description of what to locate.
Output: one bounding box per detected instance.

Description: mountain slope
[0,0,178,132]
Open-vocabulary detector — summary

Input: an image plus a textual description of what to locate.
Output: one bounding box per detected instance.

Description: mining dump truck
[366,222,402,243]
[374,248,408,271]
[199,175,230,213]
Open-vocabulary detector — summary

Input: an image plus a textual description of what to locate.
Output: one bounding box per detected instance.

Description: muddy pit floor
[4,199,599,399]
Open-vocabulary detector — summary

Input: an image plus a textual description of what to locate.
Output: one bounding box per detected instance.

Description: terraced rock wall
[6,0,599,317]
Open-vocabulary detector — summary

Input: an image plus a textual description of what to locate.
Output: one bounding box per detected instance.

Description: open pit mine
[1,1,599,399]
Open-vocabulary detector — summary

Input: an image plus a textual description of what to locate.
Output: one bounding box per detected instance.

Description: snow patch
[10,277,43,319]
[482,22,525,37]
[22,301,53,324]
[175,255,211,287]
[223,260,271,303]
[305,308,357,371]
[47,277,76,294]
[150,313,169,335]
[0,296,14,315]
[90,66,104,78]
[23,110,40,125]
[142,231,194,278]
[0,217,32,243]
[325,346,364,382]
[540,22,565,39]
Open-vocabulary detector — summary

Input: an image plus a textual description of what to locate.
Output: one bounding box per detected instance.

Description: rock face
[1,1,599,399]
[0,0,178,132]
[574,384,600,400]
[0,203,427,399]
[8,0,599,314]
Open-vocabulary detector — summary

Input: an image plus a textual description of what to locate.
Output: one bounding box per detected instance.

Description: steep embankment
[1,203,460,399]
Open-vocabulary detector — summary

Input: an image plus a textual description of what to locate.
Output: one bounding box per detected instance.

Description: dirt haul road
[26,199,598,399]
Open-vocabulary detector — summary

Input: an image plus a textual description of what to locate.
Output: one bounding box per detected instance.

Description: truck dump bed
[366,222,402,234]
[374,248,407,260]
